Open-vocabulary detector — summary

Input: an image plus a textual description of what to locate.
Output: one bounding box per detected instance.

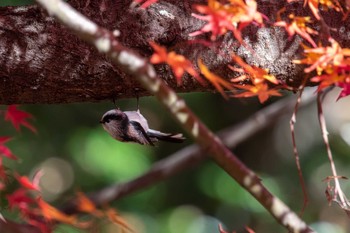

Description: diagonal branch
[62,88,317,215]
[0,90,317,233]
[35,1,315,232]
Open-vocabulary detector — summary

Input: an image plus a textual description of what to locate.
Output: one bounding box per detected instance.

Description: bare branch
[290,84,309,215]
[317,89,350,210]
[35,0,315,231]
[62,88,317,215]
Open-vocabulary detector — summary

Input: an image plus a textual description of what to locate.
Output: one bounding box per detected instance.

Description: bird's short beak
[99,120,104,124]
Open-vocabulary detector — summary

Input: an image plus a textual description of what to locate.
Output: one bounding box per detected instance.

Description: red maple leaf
[0,136,17,160]
[190,3,238,41]
[5,105,37,133]
[231,54,279,85]
[296,38,350,96]
[15,170,43,191]
[275,14,317,48]
[133,0,158,8]
[190,0,264,43]
[7,188,34,210]
[337,81,350,100]
[106,208,134,232]
[311,72,346,91]
[303,0,342,20]
[197,58,234,99]
[232,82,282,103]
[295,39,350,74]
[0,159,5,180]
[150,42,205,85]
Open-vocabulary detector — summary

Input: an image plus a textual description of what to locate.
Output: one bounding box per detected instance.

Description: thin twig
[35,1,315,232]
[317,89,350,209]
[290,85,308,215]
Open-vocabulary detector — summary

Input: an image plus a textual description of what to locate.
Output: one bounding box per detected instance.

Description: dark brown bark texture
[0,0,349,104]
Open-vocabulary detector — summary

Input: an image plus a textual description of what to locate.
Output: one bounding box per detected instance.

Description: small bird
[100,108,185,146]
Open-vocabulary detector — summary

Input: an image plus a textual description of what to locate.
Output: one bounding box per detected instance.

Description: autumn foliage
[1,106,131,232]
[2,0,350,232]
[148,0,350,103]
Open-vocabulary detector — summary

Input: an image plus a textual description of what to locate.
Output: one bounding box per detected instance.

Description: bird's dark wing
[129,121,155,146]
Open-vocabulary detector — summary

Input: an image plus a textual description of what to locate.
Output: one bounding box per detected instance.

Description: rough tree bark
[0,0,349,104]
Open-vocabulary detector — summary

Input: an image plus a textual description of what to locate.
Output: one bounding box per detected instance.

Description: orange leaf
[306,0,320,20]
[295,39,349,74]
[231,55,279,84]
[198,59,233,99]
[106,208,134,232]
[15,171,42,191]
[38,198,77,225]
[149,41,168,64]
[150,42,204,86]
[274,14,317,48]
[190,2,237,41]
[76,192,103,217]
[20,176,37,191]
[190,0,264,43]
[300,0,342,22]
[311,72,346,91]
[232,83,282,103]
[236,0,265,30]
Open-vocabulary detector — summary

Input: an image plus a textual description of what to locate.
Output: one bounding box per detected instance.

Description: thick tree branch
[1,0,350,104]
[0,1,208,104]
[35,0,315,231]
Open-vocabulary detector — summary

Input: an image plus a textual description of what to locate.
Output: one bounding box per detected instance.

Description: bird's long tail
[147,129,185,143]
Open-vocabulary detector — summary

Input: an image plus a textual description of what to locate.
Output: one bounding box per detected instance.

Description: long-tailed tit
[100,109,185,146]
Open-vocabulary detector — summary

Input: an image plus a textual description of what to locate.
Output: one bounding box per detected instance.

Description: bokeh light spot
[69,128,152,182]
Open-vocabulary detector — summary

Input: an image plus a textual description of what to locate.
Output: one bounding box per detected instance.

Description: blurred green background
[2,1,350,233]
